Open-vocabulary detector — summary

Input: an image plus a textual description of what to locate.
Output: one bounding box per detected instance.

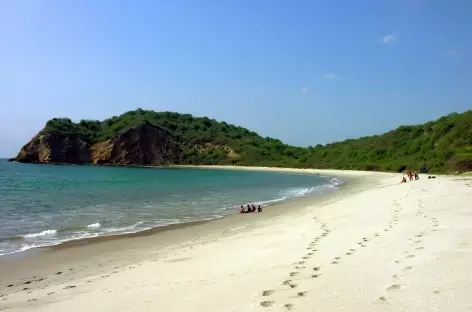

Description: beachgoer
[240,206,245,213]
[258,205,262,212]
[251,205,256,213]
[246,205,252,213]
[401,176,407,183]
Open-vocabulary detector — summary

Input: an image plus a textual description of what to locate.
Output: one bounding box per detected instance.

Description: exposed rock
[12,123,181,167]
[90,123,181,166]
[13,133,90,164]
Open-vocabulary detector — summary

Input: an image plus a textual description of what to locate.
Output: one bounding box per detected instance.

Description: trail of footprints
[258,199,411,309]
[259,197,440,309]
[259,213,388,310]
[381,198,441,302]
[259,218,330,309]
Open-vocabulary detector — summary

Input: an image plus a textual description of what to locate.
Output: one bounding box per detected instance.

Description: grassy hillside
[303,111,472,173]
[42,109,472,172]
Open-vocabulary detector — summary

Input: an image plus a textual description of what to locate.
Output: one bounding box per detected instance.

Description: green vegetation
[43,109,472,172]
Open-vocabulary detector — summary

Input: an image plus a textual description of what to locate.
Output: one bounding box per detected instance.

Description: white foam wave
[23,229,57,238]
[87,222,101,229]
[102,221,145,233]
[327,176,344,186]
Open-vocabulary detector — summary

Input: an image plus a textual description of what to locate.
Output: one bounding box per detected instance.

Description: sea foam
[23,229,57,238]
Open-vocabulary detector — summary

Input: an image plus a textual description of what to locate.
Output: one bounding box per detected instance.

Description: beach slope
[1,168,472,312]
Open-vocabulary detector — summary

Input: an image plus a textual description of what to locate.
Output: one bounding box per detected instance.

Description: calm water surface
[0,160,342,256]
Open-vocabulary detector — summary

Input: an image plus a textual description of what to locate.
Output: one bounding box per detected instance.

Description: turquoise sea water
[0,160,342,256]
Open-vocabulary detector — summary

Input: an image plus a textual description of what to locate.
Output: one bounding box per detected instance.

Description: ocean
[0,160,343,256]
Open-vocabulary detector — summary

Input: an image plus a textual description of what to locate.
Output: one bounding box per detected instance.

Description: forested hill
[12,109,472,173]
[305,110,472,173]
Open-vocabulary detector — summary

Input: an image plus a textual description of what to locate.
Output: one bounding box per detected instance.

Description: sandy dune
[1,168,471,312]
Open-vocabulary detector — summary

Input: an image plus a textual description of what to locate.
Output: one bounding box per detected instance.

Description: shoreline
[0,168,370,279]
[2,167,469,312]
[0,166,348,260]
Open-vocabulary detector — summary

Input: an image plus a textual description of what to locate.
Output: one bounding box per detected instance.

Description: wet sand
[1,168,471,312]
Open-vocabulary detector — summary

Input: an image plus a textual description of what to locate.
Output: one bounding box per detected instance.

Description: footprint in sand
[387,284,402,291]
[415,246,424,250]
[311,274,321,278]
[405,254,415,258]
[283,280,292,286]
[260,301,274,307]
[294,266,305,269]
[302,256,309,260]
[297,291,307,297]
[262,290,275,296]
[284,303,295,310]
[403,266,413,271]
[331,261,339,264]
[361,244,367,247]
[298,261,306,265]
[290,272,300,277]
[346,252,352,255]
[289,284,298,289]
[313,267,320,271]
[308,252,314,255]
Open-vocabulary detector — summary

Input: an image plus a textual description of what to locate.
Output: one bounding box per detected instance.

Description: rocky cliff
[90,123,181,165]
[12,123,181,166]
[13,133,91,164]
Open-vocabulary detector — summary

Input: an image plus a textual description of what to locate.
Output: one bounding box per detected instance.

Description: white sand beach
[1,167,472,312]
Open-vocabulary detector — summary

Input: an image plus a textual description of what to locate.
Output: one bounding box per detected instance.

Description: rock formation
[12,123,180,166]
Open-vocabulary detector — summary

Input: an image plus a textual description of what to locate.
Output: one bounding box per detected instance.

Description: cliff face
[14,133,91,164]
[13,124,181,166]
[91,124,181,165]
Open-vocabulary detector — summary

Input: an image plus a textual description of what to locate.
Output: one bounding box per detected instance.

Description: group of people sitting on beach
[402,170,420,183]
[239,204,263,213]
[401,170,437,183]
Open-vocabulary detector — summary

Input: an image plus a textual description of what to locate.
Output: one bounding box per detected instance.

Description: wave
[23,229,57,238]
[101,221,146,233]
[87,222,101,229]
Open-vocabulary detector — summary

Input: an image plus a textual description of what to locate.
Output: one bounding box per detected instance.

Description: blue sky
[0,0,471,157]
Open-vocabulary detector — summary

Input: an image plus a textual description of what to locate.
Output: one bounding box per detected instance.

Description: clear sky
[1,0,471,157]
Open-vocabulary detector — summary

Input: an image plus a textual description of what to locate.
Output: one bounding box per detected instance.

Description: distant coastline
[10,109,472,173]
